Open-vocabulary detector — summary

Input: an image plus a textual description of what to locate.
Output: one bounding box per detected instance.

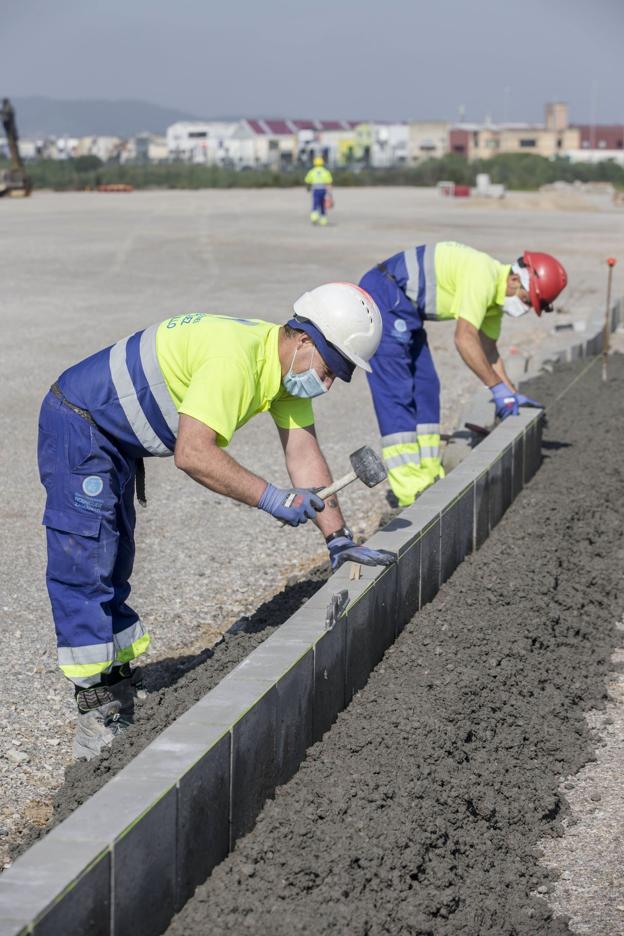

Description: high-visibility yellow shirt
[304,166,333,187]
[434,242,510,340]
[156,314,314,446]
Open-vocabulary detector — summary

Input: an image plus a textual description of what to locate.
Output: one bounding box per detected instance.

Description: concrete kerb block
[233,631,316,788]
[175,731,230,912]
[0,918,29,936]
[344,561,399,699]
[275,648,315,785]
[394,533,421,633]
[0,835,112,936]
[113,787,177,936]
[402,506,440,608]
[312,609,347,742]
[229,680,279,844]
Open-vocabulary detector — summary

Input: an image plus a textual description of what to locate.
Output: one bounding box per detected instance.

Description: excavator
[1,97,32,197]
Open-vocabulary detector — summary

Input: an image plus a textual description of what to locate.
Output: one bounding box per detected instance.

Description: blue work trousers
[37,391,149,687]
[360,268,443,504]
[312,188,326,215]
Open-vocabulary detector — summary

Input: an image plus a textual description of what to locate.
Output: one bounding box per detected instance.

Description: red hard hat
[522,252,568,316]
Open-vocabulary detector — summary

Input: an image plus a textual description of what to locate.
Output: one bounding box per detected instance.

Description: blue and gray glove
[327,532,397,571]
[515,392,544,408]
[490,381,519,421]
[257,483,324,527]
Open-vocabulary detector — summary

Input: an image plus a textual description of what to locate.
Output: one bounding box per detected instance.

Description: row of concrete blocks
[0,409,544,936]
[443,297,622,472]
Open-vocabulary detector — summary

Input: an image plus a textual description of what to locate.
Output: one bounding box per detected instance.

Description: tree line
[2,152,623,191]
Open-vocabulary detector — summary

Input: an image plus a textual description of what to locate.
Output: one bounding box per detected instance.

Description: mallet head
[349,446,387,488]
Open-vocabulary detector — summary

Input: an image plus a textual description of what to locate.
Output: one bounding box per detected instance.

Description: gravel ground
[166,355,624,935]
[0,187,622,867]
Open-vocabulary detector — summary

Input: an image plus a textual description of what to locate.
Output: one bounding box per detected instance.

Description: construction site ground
[166,354,624,936]
[0,187,622,872]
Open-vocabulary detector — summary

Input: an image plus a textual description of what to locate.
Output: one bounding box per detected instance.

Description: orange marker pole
[603,257,616,382]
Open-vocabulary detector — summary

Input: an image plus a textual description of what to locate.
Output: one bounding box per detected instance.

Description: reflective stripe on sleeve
[424,243,437,319]
[416,423,440,435]
[109,337,171,456]
[404,247,421,304]
[418,445,440,459]
[139,325,179,438]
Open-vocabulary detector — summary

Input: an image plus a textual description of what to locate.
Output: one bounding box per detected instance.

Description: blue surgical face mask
[283,347,328,399]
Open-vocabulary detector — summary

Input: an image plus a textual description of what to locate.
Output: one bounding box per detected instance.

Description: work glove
[515,392,544,408]
[490,381,519,421]
[328,535,397,571]
[257,483,324,527]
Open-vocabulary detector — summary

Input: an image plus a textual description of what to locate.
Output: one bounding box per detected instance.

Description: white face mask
[283,347,328,399]
[502,295,530,318]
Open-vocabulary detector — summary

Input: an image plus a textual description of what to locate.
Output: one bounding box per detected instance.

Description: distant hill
[8,97,214,138]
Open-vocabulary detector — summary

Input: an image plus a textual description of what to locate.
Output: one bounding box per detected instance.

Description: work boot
[102,662,146,720]
[319,216,328,226]
[73,684,130,760]
[310,211,319,224]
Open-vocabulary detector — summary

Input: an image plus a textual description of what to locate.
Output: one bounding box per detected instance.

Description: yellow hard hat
[313,155,324,167]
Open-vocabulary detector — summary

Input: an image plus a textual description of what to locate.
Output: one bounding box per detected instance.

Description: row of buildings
[4,104,624,169]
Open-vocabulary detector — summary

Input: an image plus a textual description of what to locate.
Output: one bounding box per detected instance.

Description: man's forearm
[455,320,500,387]
[176,444,266,506]
[282,429,345,536]
[491,357,516,392]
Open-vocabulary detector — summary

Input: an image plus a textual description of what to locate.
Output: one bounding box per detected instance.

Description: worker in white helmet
[37,283,392,759]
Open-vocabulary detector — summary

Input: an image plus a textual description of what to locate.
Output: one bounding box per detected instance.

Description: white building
[564,148,624,167]
[166,121,238,164]
[373,123,409,167]
[408,121,450,162]
[76,136,124,162]
[134,133,168,163]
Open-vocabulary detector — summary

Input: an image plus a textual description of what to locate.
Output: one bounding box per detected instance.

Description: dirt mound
[167,355,624,935]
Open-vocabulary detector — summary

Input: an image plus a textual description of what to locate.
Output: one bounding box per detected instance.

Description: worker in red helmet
[359,242,568,507]
[520,251,568,316]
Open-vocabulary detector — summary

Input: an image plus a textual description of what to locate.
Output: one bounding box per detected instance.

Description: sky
[1,0,622,124]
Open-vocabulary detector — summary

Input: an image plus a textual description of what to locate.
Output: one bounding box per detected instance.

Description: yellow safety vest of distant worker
[359,242,568,508]
[305,156,333,226]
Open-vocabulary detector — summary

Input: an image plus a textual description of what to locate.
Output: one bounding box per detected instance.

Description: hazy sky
[1,0,622,123]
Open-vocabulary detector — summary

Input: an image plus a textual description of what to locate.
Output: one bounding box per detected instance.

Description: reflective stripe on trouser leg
[416,424,445,486]
[381,441,435,507]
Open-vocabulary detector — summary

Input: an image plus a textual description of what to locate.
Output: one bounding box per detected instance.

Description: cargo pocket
[42,508,105,590]
[65,417,95,471]
[42,507,102,538]
[37,428,58,490]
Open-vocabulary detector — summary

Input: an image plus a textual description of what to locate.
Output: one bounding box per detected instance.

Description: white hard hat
[292,282,382,373]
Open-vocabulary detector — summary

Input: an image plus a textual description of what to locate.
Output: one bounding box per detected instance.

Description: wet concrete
[166,355,624,935]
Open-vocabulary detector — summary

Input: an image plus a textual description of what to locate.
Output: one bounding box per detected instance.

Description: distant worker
[359,242,567,507]
[37,285,394,759]
[304,155,333,226]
